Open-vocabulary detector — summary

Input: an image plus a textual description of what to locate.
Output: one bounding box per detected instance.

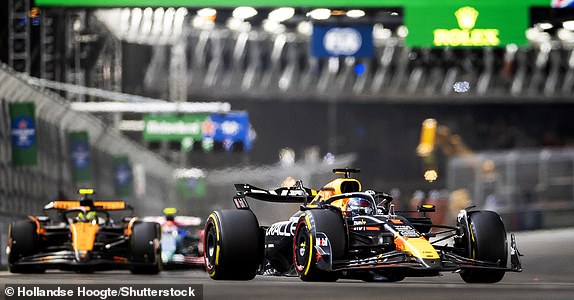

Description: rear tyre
[204,210,263,280]
[459,210,507,283]
[293,209,345,282]
[131,222,162,274]
[8,220,44,273]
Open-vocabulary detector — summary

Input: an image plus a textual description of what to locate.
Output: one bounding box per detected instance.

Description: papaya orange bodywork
[50,200,126,210]
[27,216,46,235]
[70,223,99,251]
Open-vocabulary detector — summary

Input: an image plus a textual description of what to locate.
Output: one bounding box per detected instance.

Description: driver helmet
[77,211,97,223]
[345,197,374,217]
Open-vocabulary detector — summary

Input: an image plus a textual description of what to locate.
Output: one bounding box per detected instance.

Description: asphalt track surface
[1,228,573,300]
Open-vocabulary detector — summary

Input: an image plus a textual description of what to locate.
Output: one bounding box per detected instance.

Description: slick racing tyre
[8,220,44,273]
[131,222,162,274]
[459,210,507,283]
[204,210,263,280]
[293,209,345,282]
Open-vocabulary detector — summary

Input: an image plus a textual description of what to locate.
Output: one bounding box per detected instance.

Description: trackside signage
[405,4,528,47]
[312,24,374,58]
[143,114,206,141]
[143,112,253,152]
[9,102,37,166]
[69,131,93,183]
[433,7,500,47]
[114,156,133,197]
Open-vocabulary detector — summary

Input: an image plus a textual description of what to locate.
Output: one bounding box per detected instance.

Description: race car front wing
[322,233,522,274]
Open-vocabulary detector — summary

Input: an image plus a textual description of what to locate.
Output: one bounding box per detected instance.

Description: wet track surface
[1,228,574,300]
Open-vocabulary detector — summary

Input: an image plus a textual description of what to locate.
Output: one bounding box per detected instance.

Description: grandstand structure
[2,2,574,103]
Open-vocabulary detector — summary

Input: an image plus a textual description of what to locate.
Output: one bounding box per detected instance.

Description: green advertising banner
[9,102,37,166]
[69,131,93,183]
[405,4,529,47]
[114,156,133,197]
[143,114,207,142]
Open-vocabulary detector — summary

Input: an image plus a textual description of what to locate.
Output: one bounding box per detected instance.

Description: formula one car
[7,189,161,274]
[204,168,522,282]
[142,208,204,268]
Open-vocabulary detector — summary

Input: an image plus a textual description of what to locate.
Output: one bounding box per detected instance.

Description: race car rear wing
[234,183,316,204]
[44,200,133,211]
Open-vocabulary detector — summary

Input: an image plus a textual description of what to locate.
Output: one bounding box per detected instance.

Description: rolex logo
[455,6,479,30]
[433,6,499,47]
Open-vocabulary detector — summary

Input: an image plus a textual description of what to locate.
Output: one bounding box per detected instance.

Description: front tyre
[8,220,45,273]
[459,210,507,283]
[204,210,262,280]
[131,222,162,274]
[293,210,344,282]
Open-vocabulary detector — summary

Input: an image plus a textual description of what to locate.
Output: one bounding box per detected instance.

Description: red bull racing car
[204,168,522,282]
[7,189,161,274]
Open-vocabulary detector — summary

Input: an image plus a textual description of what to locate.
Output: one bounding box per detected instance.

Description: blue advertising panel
[311,24,374,58]
[69,131,93,182]
[71,140,90,169]
[11,116,36,148]
[114,156,133,196]
[203,111,252,152]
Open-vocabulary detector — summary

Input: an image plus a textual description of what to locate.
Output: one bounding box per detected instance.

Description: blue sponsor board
[311,24,374,58]
[11,116,36,148]
[115,163,132,187]
[203,111,252,152]
[114,157,133,197]
[71,141,90,169]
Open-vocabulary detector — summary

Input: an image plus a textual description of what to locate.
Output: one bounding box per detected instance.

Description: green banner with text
[143,114,207,142]
[10,102,37,166]
[405,4,529,47]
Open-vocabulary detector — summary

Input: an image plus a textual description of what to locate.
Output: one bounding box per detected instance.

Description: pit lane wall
[0,64,177,268]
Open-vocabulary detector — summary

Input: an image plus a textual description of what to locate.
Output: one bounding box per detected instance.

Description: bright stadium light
[140,7,153,36]
[424,169,438,182]
[297,21,312,35]
[263,19,285,34]
[151,8,165,36]
[538,22,553,30]
[269,7,295,22]
[233,6,257,20]
[308,8,331,20]
[563,20,574,31]
[346,10,365,18]
[197,8,216,18]
[397,25,409,38]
